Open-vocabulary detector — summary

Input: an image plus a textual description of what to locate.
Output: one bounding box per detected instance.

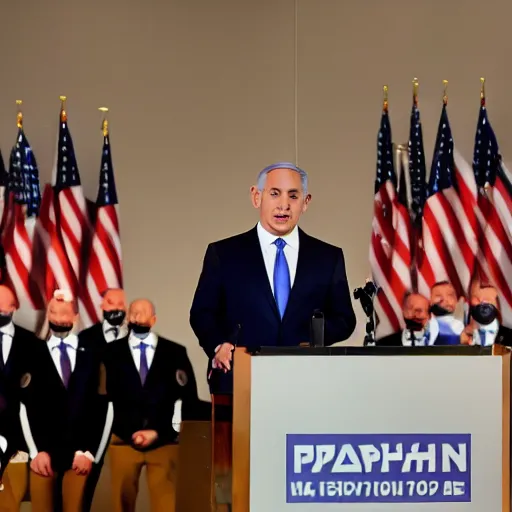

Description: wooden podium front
[178,345,511,511]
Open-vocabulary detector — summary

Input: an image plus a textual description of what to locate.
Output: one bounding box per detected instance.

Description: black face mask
[128,322,151,335]
[429,304,451,317]
[49,322,73,335]
[470,303,498,326]
[0,313,13,328]
[404,318,425,332]
[103,310,126,326]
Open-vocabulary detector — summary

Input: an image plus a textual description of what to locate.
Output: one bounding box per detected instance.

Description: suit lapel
[282,229,315,322]
[243,227,280,320]
[143,337,163,388]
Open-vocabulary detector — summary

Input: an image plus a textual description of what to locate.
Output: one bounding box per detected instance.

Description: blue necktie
[273,238,291,318]
[136,343,149,384]
[57,341,72,388]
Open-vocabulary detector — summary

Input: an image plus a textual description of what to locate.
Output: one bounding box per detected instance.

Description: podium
[209,344,511,512]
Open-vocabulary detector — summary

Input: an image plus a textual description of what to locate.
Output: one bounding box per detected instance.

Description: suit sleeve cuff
[0,435,7,454]
[75,450,95,462]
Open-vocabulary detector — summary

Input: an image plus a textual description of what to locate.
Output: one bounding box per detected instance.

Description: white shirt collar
[475,319,499,332]
[128,331,157,348]
[256,222,299,250]
[0,322,15,337]
[102,320,128,337]
[48,332,79,350]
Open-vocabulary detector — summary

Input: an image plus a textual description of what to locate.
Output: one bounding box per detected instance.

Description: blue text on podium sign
[286,433,471,503]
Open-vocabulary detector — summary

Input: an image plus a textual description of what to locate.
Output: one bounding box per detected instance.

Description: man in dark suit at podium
[190,162,356,392]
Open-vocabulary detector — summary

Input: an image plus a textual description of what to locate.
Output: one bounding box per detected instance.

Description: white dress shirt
[102,321,128,343]
[471,319,499,346]
[0,322,15,366]
[257,222,299,292]
[47,333,79,379]
[129,332,158,371]
[401,326,431,347]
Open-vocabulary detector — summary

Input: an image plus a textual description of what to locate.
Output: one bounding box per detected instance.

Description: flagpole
[409,78,420,293]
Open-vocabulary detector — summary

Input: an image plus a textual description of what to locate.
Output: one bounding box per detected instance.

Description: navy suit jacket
[190,226,356,392]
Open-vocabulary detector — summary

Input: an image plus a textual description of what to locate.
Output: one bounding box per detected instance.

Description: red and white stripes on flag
[33,184,75,303]
[85,131,123,321]
[370,178,403,339]
[2,200,43,309]
[51,108,98,327]
[418,149,480,299]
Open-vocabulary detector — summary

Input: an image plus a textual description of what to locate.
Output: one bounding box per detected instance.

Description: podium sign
[248,349,509,511]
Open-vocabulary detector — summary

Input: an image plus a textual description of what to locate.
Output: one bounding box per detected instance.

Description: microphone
[354,279,378,346]
[310,310,325,347]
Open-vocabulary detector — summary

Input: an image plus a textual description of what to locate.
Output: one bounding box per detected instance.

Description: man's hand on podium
[214,343,235,372]
[461,323,475,345]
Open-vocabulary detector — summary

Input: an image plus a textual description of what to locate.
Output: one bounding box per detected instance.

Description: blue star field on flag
[96,134,118,206]
[374,104,396,195]
[428,103,455,196]
[408,93,427,225]
[54,115,81,192]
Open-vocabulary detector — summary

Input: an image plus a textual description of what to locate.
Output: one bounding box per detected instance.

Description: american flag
[472,89,512,325]
[2,125,44,309]
[33,184,75,303]
[419,99,479,299]
[85,121,123,320]
[387,147,412,309]
[369,91,403,338]
[52,102,97,326]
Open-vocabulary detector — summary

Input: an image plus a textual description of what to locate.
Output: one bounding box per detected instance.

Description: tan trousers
[0,462,28,512]
[30,468,87,512]
[109,435,179,512]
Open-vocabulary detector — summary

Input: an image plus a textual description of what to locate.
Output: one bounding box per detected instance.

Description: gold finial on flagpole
[59,95,67,122]
[480,77,486,105]
[16,100,23,129]
[383,85,389,112]
[98,107,109,137]
[442,80,448,105]
[412,77,419,106]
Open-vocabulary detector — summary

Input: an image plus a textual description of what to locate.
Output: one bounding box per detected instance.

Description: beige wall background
[2,0,512,509]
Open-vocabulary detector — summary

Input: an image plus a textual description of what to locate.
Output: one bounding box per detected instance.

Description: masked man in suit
[19,290,106,512]
[190,162,356,392]
[79,288,128,511]
[428,281,464,345]
[0,284,39,511]
[461,283,512,346]
[104,298,198,512]
[377,292,432,346]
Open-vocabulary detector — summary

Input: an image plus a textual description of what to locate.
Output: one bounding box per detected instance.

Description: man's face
[128,300,156,328]
[251,168,311,236]
[48,300,76,327]
[101,289,126,312]
[0,286,17,316]
[430,283,458,314]
[470,286,499,308]
[403,294,430,327]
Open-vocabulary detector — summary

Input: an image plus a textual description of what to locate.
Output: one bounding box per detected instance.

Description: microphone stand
[354,280,378,346]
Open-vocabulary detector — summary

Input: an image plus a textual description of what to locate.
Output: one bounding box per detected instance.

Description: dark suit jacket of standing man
[20,334,105,472]
[190,225,356,393]
[78,320,127,511]
[104,334,199,448]
[0,324,39,461]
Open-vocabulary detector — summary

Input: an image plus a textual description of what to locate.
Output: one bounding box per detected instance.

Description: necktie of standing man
[108,327,119,340]
[57,341,72,388]
[136,342,149,384]
[273,238,291,318]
